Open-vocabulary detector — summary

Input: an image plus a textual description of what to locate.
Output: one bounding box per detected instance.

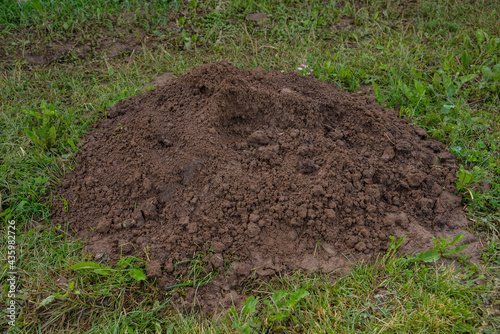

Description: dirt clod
[52,62,480,309]
[94,253,109,263]
[131,209,145,226]
[95,218,111,234]
[248,130,270,145]
[146,260,162,278]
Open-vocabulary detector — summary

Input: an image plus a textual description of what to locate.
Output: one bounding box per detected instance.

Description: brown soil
[51,62,480,311]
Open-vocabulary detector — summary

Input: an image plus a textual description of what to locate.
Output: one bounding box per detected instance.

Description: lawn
[0,0,499,332]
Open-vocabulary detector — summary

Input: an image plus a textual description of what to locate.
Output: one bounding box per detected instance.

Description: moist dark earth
[51,62,480,311]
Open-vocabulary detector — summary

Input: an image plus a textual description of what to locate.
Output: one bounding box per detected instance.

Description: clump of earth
[52,62,479,310]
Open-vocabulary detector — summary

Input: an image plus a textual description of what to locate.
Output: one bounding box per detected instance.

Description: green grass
[1,0,499,332]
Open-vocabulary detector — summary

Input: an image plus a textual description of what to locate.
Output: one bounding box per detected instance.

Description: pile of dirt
[52,62,479,310]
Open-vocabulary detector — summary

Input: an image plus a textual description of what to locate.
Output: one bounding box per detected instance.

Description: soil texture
[52,62,480,311]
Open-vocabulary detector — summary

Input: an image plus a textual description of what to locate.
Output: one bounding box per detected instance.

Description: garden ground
[0,0,499,332]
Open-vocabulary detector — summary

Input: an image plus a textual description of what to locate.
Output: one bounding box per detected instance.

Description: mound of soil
[52,62,479,310]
